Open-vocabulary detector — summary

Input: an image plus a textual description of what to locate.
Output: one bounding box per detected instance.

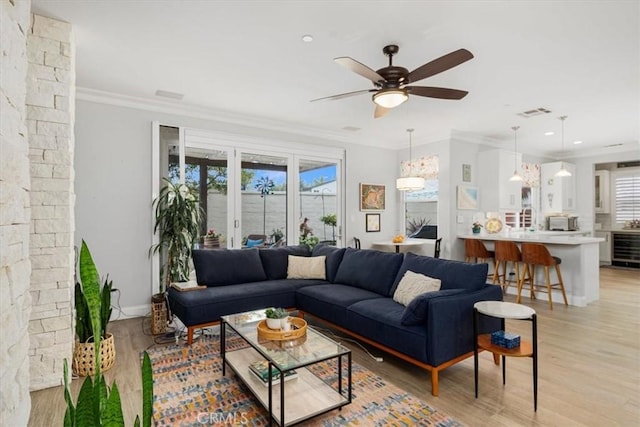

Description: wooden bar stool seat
[465,239,496,281]
[492,240,522,295]
[518,243,568,310]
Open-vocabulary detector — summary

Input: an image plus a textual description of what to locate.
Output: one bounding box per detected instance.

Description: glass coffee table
[221,310,352,426]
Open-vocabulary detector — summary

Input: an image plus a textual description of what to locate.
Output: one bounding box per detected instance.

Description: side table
[473,300,538,411]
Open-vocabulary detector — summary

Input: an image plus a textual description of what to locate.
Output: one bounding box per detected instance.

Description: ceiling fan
[312,44,474,118]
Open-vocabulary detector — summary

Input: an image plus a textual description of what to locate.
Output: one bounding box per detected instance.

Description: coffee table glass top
[221,309,350,370]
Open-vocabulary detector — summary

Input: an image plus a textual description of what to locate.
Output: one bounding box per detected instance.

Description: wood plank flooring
[29,267,639,426]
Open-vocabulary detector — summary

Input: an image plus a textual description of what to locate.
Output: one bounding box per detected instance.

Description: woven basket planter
[72,333,116,377]
[203,237,220,248]
[151,298,168,335]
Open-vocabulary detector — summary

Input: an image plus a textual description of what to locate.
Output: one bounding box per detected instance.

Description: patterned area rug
[148,334,463,426]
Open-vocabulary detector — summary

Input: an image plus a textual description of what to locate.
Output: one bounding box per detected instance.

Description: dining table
[371,238,432,254]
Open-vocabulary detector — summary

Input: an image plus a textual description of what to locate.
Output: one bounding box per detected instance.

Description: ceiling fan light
[396,176,425,191]
[373,90,408,109]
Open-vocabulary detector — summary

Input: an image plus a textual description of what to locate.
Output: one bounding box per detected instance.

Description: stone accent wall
[26,13,75,391]
[0,0,33,424]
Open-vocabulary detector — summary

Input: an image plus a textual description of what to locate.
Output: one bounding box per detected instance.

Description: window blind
[615,172,640,223]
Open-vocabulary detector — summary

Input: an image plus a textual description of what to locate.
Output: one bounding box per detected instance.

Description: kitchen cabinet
[477,149,523,211]
[541,162,576,214]
[595,231,611,264]
[594,170,610,213]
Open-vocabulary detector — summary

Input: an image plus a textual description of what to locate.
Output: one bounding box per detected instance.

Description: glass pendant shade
[509,125,523,182]
[397,128,425,191]
[555,116,572,177]
[396,176,425,191]
[509,171,524,182]
[373,89,408,109]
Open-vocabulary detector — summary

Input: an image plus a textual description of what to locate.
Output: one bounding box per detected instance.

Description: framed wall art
[457,185,479,210]
[360,183,385,211]
[366,213,381,232]
[462,164,471,182]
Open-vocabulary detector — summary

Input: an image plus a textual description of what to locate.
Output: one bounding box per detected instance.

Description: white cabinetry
[595,231,611,264]
[541,162,576,214]
[477,149,523,211]
[594,170,610,213]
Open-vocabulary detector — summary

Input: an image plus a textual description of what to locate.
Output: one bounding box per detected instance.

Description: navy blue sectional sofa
[168,243,502,395]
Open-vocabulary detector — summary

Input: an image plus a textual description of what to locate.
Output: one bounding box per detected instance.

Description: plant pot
[72,333,116,377]
[472,227,481,234]
[151,295,168,335]
[266,318,287,330]
[203,237,220,248]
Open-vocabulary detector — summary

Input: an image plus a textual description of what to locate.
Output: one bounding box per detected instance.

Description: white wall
[74,99,397,315]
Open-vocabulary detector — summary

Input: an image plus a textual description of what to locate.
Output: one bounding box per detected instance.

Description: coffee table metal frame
[473,300,538,411]
[221,310,352,426]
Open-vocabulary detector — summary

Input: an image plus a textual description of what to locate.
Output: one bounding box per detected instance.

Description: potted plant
[320,213,337,245]
[265,307,289,330]
[203,228,221,248]
[472,221,483,234]
[150,179,203,333]
[299,235,319,249]
[72,246,115,377]
[270,228,284,244]
[65,239,153,426]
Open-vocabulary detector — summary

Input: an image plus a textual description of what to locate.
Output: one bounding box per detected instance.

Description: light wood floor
[29,267,639,426]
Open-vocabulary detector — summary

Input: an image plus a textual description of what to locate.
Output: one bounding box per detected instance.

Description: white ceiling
[31,1,639,157]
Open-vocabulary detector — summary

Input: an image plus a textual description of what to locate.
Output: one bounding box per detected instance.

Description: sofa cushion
[258,245,311,280]
[296,284,383,326]
[287,255,326,279]
[391,252,488,294]
[193,248,267,286]
[392,270,441,306]
[311,244,346,282]
[400,289,467,326]
[333,248,404,296]
[345,298,429,363]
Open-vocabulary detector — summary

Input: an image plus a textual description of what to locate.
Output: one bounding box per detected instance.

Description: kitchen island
[458,231,604,307]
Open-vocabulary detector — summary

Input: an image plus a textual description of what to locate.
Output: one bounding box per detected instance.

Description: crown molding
[75,87,358,145]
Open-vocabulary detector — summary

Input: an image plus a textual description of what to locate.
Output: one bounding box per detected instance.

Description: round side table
[473,300,538,411]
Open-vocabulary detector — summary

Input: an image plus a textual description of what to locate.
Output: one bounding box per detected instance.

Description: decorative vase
[204,236,220,248]
[472,227,481,234]
[72,333,116,377]
[266,317,287,330]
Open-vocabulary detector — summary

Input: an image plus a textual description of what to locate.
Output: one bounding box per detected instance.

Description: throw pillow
[392,270,441,306]
[246,238,263,248]
[287,255,326,280]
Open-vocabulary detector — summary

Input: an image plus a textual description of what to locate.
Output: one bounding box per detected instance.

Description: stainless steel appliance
[546,216,579,231]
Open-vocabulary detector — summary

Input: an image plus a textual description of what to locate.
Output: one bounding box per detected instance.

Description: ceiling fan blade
[407,86,469,100]
[310,89,375,102]
[374,104,390,119]
[335,57,385,84]
[407,49,474,83]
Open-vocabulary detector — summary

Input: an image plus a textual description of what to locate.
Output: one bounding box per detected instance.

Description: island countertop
[457,231,604,245]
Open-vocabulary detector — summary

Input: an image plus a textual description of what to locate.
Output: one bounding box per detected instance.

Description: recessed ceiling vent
[342,126,361,132]
[604,143,623,148]
[517,107,552,118]
[155,90,184,100]
[617,161,640,168]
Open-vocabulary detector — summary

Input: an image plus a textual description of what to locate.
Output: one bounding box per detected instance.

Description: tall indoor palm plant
[150,179,204,293]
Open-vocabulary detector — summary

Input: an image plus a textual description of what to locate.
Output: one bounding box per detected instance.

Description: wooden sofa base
[183,309,497,396]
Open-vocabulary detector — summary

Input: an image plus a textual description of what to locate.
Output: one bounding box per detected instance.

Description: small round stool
[518,243,569,310]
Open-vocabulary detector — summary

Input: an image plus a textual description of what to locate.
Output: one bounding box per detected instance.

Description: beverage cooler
[612,231,640,269]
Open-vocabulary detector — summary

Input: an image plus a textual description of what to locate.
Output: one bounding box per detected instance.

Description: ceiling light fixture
[302,34,313,42]
[544,131,555,136]
[373,89,408,109]
[509,126,523,182]
[396,128,425,192]
[555,115,572,177]
[573,140,583,145]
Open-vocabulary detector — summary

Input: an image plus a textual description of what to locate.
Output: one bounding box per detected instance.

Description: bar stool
[464,239,496,281]
[492,240,522,295]
[518,243,568,310]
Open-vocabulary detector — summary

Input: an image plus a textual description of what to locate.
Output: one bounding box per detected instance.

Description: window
[614,170,640,223]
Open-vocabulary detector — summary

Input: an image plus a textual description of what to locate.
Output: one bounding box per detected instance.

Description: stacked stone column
[26,13,75,391]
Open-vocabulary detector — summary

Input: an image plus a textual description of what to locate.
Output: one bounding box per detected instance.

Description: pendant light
[555,116,572,177]
[509,125,523,182]
[396,128,425,191]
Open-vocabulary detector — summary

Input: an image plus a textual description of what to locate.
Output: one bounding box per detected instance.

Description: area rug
[147,334,463,426]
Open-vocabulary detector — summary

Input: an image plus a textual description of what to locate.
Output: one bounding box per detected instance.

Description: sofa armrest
[425,284,503,366]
